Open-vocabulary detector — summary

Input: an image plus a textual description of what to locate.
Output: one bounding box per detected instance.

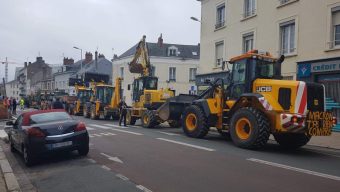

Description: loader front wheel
[273,133,311,149]
[230,107,270,149]
[141,110,158,128]
[90,105,99,120]
[182,105,209,138]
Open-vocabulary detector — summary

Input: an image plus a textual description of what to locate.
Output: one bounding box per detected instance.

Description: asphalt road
[2,115,340,192]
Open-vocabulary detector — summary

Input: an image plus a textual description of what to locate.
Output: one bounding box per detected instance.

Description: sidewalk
[308,132,340,150]
[0,144,21,192]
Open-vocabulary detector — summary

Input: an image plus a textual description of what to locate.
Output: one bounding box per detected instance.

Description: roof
[117,42,200,60]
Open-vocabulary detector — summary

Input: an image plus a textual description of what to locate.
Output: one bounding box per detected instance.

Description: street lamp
[190,16,201,23]
[73,46,83,81]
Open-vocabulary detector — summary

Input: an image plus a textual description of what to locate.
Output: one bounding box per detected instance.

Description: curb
[0,143,21,192]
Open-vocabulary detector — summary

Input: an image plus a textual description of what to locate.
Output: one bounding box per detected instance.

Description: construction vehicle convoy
[160,50,335,149]
[125,35,178,128]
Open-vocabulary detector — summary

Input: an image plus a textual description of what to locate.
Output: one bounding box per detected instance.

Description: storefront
[297,57,340,130]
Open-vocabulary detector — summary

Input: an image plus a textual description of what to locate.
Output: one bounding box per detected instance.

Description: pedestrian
[52,97,64,109]
[118,97,128,126]
[12,98,17,115]
[19,98,25,110]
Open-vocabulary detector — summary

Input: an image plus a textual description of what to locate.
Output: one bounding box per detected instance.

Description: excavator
[87,77,122,120]
[68,84,92,116]
[125,35,178,128]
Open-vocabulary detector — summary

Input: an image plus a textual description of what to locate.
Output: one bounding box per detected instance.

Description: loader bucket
[157,94,198,121]
[129,63,144,74]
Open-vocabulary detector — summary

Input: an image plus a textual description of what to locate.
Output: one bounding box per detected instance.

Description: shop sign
[311,63,340,73]
[297,63,311,78]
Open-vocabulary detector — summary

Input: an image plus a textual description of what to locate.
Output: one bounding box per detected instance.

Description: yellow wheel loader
[68,85,92,116]
[125,35,176,128]
[171,50,335,149]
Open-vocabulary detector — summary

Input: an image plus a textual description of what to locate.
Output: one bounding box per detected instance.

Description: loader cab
[228,51,283,99]
[77,89,92,103]
[95,86,114,105]
[132,76,158,102]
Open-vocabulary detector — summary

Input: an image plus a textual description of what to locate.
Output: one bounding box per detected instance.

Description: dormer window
[168,46,178,56]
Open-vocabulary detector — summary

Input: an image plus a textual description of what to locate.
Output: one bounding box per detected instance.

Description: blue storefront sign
[297,63,311,78]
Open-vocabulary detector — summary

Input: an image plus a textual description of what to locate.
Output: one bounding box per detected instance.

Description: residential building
[5,80,20,100]
[198,0,340,126]
[112,41,200,105]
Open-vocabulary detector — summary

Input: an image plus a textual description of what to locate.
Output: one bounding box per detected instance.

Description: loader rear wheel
[168,120,181,128]
[142,110,158,128]
[126,111,136,125]
[83,108,90,118]
[273,133,311,149]
[230,107,270,149]
[182,105,209,138]
[90,105,99,120]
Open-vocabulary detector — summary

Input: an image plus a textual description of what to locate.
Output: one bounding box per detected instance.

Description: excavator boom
[128,35,151,76]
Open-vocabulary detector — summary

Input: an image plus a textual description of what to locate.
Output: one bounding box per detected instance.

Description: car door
[11,115,23,150]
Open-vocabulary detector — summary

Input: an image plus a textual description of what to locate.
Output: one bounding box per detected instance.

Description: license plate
[306,111,333,136]
[52,141,72,148]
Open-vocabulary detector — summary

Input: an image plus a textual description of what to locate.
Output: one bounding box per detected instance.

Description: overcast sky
[0,0,201,82]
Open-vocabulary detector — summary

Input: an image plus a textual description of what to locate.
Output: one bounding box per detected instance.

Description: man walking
[12,98,17,115]
[118,97,128,126]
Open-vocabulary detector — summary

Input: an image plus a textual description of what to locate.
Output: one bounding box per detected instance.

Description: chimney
[84,52,93,64]
[36,56,44,63]
[98,54,105,58]
[63,57,74,65]
[95,51,98,71]
[24,62,27,67]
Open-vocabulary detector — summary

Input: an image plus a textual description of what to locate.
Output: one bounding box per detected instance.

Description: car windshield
[30,112,72,125]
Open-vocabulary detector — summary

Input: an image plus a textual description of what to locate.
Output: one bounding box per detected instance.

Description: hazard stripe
[295,82,306,114]
[298,85,307,114]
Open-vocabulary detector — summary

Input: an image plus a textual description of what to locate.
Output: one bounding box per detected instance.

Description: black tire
[126,111,136,125]
[273,133,311,149]
[168,120,181,128]
[83,108,89,118]
[23,145,35,166]
[182,105,209,138]
[78,144,89,156]
[230,107,270,149]
[10,137,15,153]
[90,105,99,120]
[141,110,158,128]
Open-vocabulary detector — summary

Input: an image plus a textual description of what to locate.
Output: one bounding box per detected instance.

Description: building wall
[199,0,340,79]
[54,72,73,93]
[112,57,199,105]
[5,81,20,100]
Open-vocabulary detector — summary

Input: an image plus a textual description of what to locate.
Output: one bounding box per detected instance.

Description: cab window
[232,59,246,83]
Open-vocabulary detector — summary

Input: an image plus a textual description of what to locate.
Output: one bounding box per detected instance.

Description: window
[215,41,224,67]
[189,68,197,81]
[120,67,124,78]
[216,3,225,29]
[151,66,156,77]
[169,49,177,56]
[244,0,256,18]
[169,67,176,81]
[280,20,295,55]
[243,32,254,53]
[332,7,340,47]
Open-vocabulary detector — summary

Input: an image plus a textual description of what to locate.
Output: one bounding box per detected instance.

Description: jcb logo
[256,86,272,92]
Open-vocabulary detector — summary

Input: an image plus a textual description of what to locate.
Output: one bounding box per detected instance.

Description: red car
[6,109,89,166]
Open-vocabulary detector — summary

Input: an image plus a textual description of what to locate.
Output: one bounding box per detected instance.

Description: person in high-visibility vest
[19,98,25,110]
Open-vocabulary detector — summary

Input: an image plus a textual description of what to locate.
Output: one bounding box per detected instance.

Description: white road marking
[247,158,340,181]
[100,133,116,136]
[157,131,179,136]
[136,185,152,192]
[100,153,124,164]
[86,127,95,131]
[88,124,110,129]
[89,135,94,138]
[92,134,103,137]
[157,138,216,152]
[104,124,127,128]
[116,174,129,181]
[101,165,111,171]
[105,125,143,135]
[87,159,96,163]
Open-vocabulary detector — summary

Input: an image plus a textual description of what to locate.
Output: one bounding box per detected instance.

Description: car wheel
[23,145,35,166]
[78,144,89,156]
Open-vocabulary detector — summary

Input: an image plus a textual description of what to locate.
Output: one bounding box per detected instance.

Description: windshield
[144,78,158,90]
[97,87,114,104]
[255,59,274,78]
[78,90,92,103]
[30,112,72,125]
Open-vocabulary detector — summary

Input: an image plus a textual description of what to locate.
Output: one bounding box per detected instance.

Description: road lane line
[104,124,128,128]
[116,174,129,181]
[247,158,340,181]
[88,124,110,129]
[157,138,216,152]
[136,185,152,192]
[100,133,116,136]
[86,127,95,131]
[101,165,111,171]
[92,134,103,137]
[157,131,179,136]
[106,125,143,135]
[100,153,124,163]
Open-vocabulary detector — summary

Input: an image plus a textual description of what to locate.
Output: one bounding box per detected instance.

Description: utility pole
[5,57,8,83]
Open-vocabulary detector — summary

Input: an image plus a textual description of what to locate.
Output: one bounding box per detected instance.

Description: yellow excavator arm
[111,77,122,108]
[129,35,151,77]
